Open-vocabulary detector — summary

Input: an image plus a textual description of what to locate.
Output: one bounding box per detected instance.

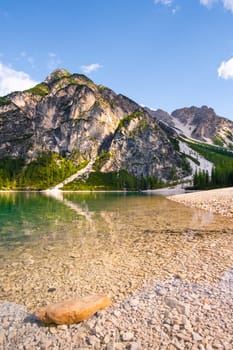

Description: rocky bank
[168,186,233,218]
[1,275,233,349]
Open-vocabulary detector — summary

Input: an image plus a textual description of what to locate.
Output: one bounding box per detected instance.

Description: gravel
[1,274,233,349]
[168,187,233,219]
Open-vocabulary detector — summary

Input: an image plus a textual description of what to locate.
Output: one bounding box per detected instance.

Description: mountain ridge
[146,105,233,148]
[1,68,233,190]
[0,69,192,190]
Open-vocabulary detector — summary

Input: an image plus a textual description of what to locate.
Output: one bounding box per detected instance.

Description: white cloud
[223,0,233,11]
[81,63,103,74]
[154,0,179,14]
[200,0,233,12]
[200,0,215,6]
[154,0,173,5]
[218,57,233,79]
[0,62,38,96]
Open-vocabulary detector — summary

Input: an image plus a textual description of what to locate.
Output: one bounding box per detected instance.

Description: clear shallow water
[0,191,233,310]
[0,191,229,247]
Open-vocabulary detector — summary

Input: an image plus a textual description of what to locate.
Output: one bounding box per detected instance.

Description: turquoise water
[0,192,148,247]
[0,192,76,246]
[0,191,231,248]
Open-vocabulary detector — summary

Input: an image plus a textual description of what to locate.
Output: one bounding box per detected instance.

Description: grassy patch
[213,135,224,147]
[53,69,71,80]
[27,83,50,97]
[117,111,143,131]
[98,85,107,93]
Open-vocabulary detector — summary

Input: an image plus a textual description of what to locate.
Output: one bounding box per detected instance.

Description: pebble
[0,277,233,349]
[129,341,141,350]
[169,187,233,220]
[121,331,134,341]
[192,331,202,341]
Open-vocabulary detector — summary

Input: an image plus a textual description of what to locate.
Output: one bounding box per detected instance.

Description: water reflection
[0,192,77,246]
[0,191,233,310]
[0,191,230,248]
[43,190,93,221]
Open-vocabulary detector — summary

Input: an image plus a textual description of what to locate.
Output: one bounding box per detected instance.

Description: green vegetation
[193,169,210,189]
[225,130,233,141]
[0,97,11,107]
[180,155,192,174]
[98,85,107,93]
[180,153,200,166]
[27,83,50,97]
[117,111,143,131]
[129,120,149,138]
[0,157,25,189]
[136,120,149,133]
[63,170,164,191]
[93,150,111,171]
[186,140,233,189]
[53,69,71,80]
[0,153,86,190]
[167,135,180,151]
[213,135,224,147]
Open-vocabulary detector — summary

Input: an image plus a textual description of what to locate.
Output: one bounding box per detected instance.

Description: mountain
[0,69,190,190]
[147,105,233,148]
[145,108,175,128]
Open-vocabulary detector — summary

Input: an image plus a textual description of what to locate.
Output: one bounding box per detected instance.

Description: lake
[0,191,233,311]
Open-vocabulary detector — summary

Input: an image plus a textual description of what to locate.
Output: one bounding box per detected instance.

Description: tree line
[189,141,233,189]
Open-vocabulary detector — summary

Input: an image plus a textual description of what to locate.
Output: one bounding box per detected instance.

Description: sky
[1,0,233,119]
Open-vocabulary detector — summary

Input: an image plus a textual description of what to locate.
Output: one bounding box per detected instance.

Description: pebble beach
[0,190,233,349]
[168,187,233,219]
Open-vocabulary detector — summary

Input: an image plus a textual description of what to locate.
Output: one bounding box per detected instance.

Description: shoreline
[167,186,233,219]
[0,184,189,195]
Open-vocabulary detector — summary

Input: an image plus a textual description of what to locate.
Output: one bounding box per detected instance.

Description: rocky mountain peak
[0,68,191,186]
[171,105,233,146]
[44,68,71,85]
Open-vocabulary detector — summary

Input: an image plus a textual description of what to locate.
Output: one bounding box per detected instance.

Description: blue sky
[1,0,233,119]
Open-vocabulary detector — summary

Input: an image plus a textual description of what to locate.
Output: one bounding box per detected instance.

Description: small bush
[0,97,11,107]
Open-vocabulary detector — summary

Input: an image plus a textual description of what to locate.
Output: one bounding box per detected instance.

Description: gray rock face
[101,112,184,179]
[146,108,174,127]
[171,106,233,146]
[0,69,189,180]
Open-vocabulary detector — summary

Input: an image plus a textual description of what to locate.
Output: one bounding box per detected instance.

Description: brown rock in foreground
[35,294,111,325]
